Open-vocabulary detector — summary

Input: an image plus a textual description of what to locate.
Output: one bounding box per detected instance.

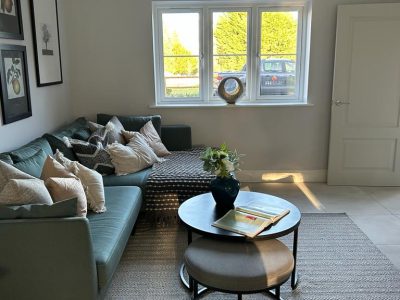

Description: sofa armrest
[161,125,192,151]
[0,217,98,300]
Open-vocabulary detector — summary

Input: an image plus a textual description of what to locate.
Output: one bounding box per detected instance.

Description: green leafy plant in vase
[201,144,242,211]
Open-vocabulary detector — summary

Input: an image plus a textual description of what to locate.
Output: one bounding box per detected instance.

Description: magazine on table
[212,203,290,238]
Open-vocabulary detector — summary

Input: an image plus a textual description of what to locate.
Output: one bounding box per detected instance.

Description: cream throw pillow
[107,132,163,175]
[0,160,52,205]
[41,155,76,181]
[122,121,170,157]
[107,143,149,176]
[140,121,171,157]
[45,177,87,217]
[0,179,53,205]
[55,150,106,213]
[0,160,35,190]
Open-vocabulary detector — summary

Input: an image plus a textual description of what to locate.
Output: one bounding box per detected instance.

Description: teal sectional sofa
[0,114,192,300]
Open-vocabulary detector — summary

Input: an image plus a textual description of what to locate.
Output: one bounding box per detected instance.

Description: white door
[328,3,400,186]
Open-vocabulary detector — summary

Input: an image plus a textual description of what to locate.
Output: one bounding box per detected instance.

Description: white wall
[0,0,72,153]
[63,0,398,179]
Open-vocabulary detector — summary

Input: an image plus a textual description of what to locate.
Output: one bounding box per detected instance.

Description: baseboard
[236,169,327,183]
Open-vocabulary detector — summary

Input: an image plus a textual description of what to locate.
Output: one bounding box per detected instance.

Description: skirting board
[236,169,327,183]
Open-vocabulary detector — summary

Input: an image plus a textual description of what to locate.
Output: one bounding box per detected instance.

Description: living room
[0,0,399,299]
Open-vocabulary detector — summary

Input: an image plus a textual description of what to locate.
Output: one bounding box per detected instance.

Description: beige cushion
[54,150,106,213]
[41,156,76,181]
[107,142,151,176]
[0,160,52,205]
[108,132,163,175]
[123,121,171,157]
[184,237,294,292]
[88,116,125,144]
[0,179,53,205]
[45,177,87,217]
[0,160,35,191]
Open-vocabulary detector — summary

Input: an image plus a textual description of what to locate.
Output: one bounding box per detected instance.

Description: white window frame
[152,1,310,106]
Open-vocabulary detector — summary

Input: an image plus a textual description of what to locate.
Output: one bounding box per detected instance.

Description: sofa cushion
[0,153,12,164]
[45,177,88,217]
[43,134,77,161]
[55,150,106,213]
[69,139,115,176]
[10,138,52,163]
[13,149,47,178]
[0,198,77,220]
[89,116,125,145]
[102,168,151,188]
[0,179,53,205]
[97,113,162,136]
[87,186,142,290]
[43,117,89,161]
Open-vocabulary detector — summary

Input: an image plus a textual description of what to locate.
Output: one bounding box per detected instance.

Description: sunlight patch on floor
[261,173,324,210]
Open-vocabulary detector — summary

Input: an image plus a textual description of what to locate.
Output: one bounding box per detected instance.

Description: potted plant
[201,144,242,211]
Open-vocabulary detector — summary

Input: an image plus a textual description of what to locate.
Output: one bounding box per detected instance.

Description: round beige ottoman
[184,237,294,299]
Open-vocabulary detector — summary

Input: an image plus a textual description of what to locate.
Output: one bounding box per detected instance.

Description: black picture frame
[30,0,62,87]
[0,44,31,124]
[0,0,23,40]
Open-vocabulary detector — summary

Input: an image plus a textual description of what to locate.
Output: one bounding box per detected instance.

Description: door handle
[333,100,350,106]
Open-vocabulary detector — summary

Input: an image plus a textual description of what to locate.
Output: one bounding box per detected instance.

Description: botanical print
[0,0,16,16]
[4,57,25,99]
[41,23,54,56]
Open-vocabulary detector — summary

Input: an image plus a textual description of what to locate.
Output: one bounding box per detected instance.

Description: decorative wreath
[217,77,244,104]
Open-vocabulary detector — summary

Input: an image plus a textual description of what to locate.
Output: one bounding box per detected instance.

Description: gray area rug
[106,214,400,299]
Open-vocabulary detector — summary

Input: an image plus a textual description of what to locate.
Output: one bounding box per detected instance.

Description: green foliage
[214,12,297,71]
[201,143,242,178]
[163,31,198,75]
[214,12,247,72]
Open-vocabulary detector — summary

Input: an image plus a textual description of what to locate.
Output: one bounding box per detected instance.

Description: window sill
[150,102,313,108]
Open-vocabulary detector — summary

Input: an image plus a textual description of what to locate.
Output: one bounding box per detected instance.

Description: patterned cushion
[0,160,35,191]
[88,125,119,147]
[0,160,53,205]
[0,179,53,205]
[69,139,115,175]
[88,116,125,145]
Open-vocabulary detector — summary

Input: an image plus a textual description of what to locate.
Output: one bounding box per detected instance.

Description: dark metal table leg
[291,228,299,289]
[188,229,192,245]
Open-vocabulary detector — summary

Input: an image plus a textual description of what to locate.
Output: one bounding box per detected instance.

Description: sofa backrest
[97,113,162,136]
[42,117,90,161]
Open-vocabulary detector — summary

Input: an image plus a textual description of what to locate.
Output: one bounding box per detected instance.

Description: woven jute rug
[105,214,400,299]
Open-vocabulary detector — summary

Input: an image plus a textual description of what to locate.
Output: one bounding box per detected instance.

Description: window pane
[213,12,248,55]
[260,11,298,96]
[164,57,199,98]
[212,11,248,98]
[162,13,199,56]
[213,55,246,95]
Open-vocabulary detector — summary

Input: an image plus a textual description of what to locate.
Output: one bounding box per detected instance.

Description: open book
[212,204,290,238]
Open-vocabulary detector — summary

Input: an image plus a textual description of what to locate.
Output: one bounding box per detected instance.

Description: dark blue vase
[210,175,240,212]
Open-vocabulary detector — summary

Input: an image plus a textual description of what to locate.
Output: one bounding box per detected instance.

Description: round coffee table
[178,191,301,295]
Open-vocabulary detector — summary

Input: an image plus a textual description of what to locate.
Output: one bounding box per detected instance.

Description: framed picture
[30,0,62,86]
[0,0,23,40]
[0,44,31,124]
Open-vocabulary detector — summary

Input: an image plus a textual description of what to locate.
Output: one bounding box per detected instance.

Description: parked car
[215,59,296,96]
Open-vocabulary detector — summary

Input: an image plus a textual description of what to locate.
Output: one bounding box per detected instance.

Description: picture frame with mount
[30,0,62,86]
[0,0,24,40]
[0,44,31,124]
